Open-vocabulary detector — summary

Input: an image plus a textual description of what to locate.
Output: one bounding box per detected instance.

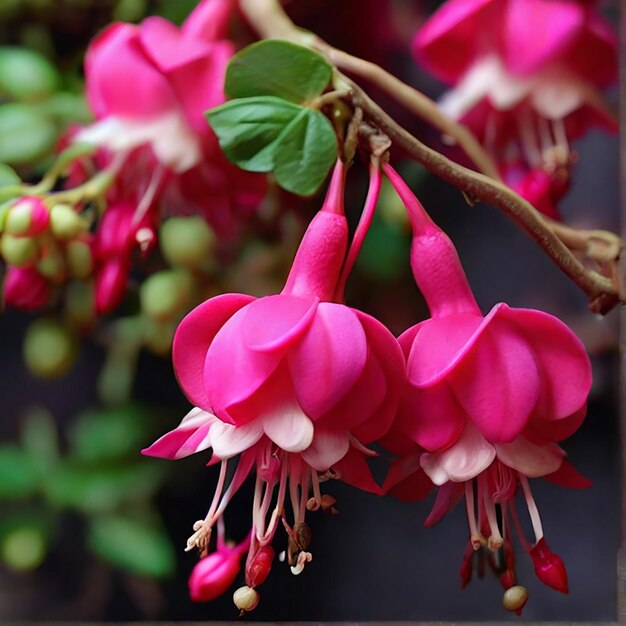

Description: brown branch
[238,0,623,313]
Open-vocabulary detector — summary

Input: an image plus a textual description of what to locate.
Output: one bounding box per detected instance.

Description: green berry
[139,269,193,322]
[23,318,77,379]
[159,216,215,269]
[1,233,38,266]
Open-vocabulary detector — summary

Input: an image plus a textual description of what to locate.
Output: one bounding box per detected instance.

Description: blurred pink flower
[3,266,51,311]
[414,0,617,217]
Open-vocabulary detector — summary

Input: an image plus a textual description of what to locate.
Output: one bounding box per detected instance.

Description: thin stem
[334,156,382,301]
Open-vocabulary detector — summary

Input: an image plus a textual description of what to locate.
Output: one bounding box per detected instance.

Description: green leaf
[87,514,176,578]
[273,108,337,195]
[69,404,152,463]
[0,46,60,103]
[45,462,164,514]
[0,103,57,165]
[207,97,337,196]
[207,96,302,171]
[0,446,40,500]
[226,40,332,104]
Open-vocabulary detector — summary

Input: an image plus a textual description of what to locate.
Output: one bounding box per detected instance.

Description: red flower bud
[530,538,569,593]
[3,266,50,311]
[245,545,275,589]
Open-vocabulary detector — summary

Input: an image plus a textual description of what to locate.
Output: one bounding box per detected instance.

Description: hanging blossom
[143,161,405,611]
[414,0,617,218]
[78,0,266,235]
[380,163,592,614]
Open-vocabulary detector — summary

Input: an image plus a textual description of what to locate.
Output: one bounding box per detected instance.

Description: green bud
[5,202,33,235]
[139,269,193,322]
[50,203,86,240]
[23,318,77,379]
[143,318,174,356]
[1,233,38,266]
[64,279,95,328]
[66,239,93,279]
[1,527,47,571]
[159,216,215,269]
[36,239,65,281]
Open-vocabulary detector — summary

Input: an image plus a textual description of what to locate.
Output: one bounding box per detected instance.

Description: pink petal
[396,380,467,452]
[495,437,564,478]
[351,310,407,443]
[261,402,314,453]
[382,453,434,502]
[543,459,591,489]
[421,423,495,485]
[503,307,591,420]
[405,311,487,387]
[141,407,215,459]
[333,447,382,495]
[85,23,177,119]
[210,420,263,459]
[288,303,367,419]
[447,306,541,443]
[503,0,584,77]
[413,0,499,84]
[166,43,234,136]
[182,0,233,42]
[242,295,318,352]
[300,428,350,471]
[173,293,253,410]
[424,482,465,527]
[139,17,213,73]
[528,405,587,443]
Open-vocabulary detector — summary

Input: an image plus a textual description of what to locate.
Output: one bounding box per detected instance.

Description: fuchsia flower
[382,164,592,611]
[414,0,617,217]
[144,162,405,606]
[76,0,265,238]
[3,266,51,311]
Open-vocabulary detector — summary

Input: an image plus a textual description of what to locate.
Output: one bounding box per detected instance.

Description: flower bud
[529,538,569,593]
[245,545,275,588]
[95,202,136,260]
[50,203,86,240]
[139,269,193,322]
[3,266,50,310]
[159,216,215,269]
[95,259,129,315]
[36,239,66,281]
[5,197,49,237]
[189,545,245,603]
[1,233,38,267]
[23,318,77,378]
[1,527,47,572]
[502,585,528,615]
[233,585,259,613]
[65,280,95,328]
[66,238,94,279]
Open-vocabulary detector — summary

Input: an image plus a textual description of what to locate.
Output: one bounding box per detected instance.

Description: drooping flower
[413,0,617,217]
[143,161,405,607]
[381,163,592,612]
[76,0,265,237]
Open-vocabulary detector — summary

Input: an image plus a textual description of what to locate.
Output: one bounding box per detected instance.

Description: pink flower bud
[95,258,129,315]
[245,545,275,589]
[189,544,246,603]
[95,202,137,260]
[530,538,569,594]
[6,197,49,237]
[3,266,50,311]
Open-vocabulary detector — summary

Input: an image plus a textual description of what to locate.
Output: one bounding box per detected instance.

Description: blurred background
[0,0,620,621]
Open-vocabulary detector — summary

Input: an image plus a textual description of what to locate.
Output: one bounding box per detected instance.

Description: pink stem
[382,162,480,318]
[334,158,382,301]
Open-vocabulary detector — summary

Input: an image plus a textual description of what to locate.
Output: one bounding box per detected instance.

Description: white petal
[262,403,314,453]
[75,112,201,172]
[210,420,263,459]
[300,428,350,471]
[531,78,585,120]
[421,423,496,485]
[495,437,564,477]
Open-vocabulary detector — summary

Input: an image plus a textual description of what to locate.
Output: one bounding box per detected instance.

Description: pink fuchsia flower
[381,163,591,610]
[413,0,617,218]
[143,162,405,605]
[75,1,265,238]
